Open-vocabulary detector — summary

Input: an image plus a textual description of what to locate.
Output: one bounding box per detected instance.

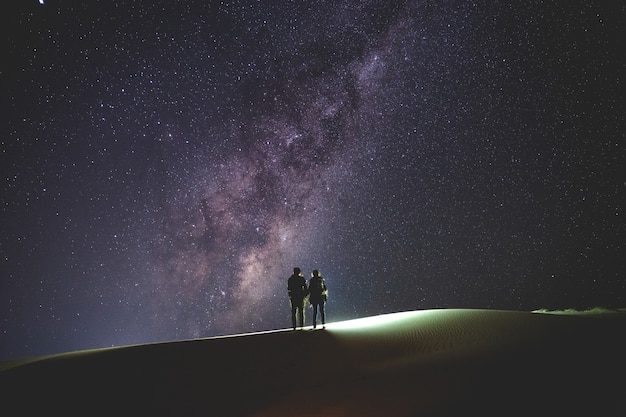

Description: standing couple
[287,267,328,330]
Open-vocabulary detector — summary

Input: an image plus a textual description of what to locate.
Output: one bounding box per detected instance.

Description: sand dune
[2,308,625,416]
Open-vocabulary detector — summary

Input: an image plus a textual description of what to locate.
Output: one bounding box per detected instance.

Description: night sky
[2,0,624,361]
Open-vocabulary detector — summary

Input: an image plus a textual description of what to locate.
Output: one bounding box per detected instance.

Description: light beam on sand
[327,310,438,330]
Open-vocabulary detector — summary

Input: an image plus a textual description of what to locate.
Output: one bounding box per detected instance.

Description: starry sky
[2,0,624,360]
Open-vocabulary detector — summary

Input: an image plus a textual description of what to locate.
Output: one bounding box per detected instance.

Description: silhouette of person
[308,269,328,329]
[287,267,308,330]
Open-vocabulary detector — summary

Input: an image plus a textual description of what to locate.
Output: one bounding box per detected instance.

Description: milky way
[2,1,624,360]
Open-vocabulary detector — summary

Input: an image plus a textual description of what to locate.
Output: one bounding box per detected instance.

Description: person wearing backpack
[308,269,328,329]
[287,267,309,330]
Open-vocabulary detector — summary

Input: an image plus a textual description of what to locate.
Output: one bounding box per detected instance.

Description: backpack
[310,277,327,301]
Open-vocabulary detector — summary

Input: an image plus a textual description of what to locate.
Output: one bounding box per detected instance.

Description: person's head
[293,267,301,276]
[312,269,319,277]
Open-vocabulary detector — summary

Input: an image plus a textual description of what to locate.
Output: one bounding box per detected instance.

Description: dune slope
[2,309,624,416]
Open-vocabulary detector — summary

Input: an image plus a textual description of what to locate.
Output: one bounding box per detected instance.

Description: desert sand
[1,308,625,416]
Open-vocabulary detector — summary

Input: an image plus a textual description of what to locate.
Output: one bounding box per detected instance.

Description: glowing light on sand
[327,311,431,330]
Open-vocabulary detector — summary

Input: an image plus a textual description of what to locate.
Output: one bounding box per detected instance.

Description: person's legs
[297,300,305,328]
[290,300,297,330]
[312,303,318,328]
[320,302,326,327]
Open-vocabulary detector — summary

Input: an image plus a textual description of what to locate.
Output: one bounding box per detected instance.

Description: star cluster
[2,0,624,360]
